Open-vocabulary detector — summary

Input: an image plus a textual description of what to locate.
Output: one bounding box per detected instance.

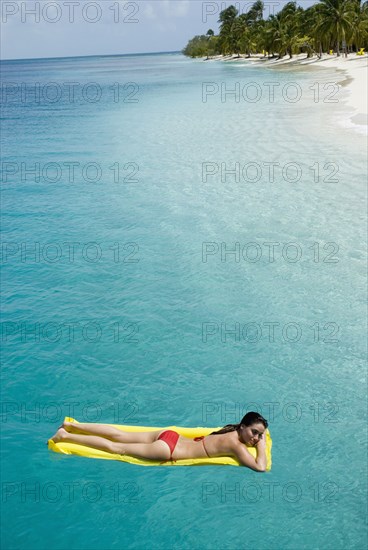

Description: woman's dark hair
[209,411,268,436]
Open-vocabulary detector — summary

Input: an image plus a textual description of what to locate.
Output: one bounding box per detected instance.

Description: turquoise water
[1,52,367,549]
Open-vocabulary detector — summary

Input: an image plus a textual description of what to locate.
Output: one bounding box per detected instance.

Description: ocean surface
[1,52,367,549]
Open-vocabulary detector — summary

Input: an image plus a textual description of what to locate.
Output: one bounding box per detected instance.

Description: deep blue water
[1,52,367,549]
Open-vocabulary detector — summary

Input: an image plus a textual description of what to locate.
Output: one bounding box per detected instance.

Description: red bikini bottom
[157,430,180,459]
[157,431,211,463]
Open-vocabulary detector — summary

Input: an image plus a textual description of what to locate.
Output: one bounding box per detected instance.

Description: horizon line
[0,50,183,62]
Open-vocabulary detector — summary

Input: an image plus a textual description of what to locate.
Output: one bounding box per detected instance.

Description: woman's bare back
[171,431,239,461]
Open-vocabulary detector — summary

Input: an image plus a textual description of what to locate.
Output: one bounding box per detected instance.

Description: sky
[1,0,317,60]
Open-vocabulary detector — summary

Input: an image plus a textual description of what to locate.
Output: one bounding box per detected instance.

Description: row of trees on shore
[183,0,368,59]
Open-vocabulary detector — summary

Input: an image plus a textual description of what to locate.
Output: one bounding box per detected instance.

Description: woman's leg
[62,420,162,443]
[51,428,170,460]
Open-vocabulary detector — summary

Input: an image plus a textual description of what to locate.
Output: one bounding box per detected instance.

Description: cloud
[160,0,190,18]
[141,0,190,31]
[2,0,197,59]
[143,3,157,20]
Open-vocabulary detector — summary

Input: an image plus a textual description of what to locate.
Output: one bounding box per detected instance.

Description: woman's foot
[50,427,67,443]
[60,420,73,431]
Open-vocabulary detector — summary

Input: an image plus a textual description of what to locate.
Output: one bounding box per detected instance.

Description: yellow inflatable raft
[48,417,272,470]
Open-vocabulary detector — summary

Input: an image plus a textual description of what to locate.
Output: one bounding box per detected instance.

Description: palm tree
[303,4,325,57]
[347,0,368,51]
[246,0,264,25]
[205,28,215,59]
[231,16,248,56]
[183,0,366,59]
[263,3,299,59]
[252,19,267,55]
[238,24,258,57]
[218,5,239,54]
[264,14,284,57]
[314,0,354,55]
[279,1,302,58]
[245,0,265,55]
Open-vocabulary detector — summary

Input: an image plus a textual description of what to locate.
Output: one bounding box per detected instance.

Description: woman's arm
[233,433,267,472]
[254,432,267,471]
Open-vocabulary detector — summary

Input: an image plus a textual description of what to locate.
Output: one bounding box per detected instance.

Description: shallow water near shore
[1,52,367,549]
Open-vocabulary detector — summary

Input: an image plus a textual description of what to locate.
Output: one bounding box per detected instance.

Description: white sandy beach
[310,55,367,129]
[209,53,368,133]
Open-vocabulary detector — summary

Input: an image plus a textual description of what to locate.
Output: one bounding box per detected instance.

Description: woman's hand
[256,431,266,450]
[254,430,267,471]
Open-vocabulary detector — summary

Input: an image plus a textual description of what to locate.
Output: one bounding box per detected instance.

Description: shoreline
[205,53,368,134]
